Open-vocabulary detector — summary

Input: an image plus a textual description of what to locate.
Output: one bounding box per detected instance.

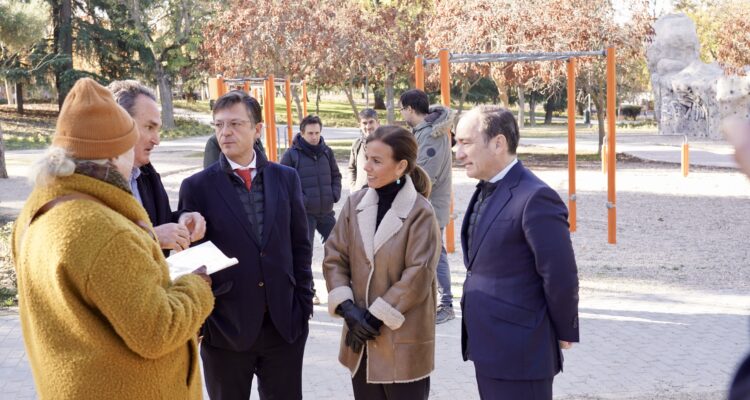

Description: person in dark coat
[280,115,342,245]
[455,105,580,400]
[179,91,313,400]
[109,80,205,256]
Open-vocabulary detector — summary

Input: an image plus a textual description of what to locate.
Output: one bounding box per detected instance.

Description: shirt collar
[130,166,142,181]
[226,149,257,170]
[488,158,518,184]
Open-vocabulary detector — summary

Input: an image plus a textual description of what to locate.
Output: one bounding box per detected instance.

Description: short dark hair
[468,105,519,154]
[358,108,378,120]
[399,89,429,115]
[108,80,157,116]
[300,115,322,133]
[213,90,263,124]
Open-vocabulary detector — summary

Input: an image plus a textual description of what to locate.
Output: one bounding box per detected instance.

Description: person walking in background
[324,126,440,400]
[455,105,579,400]
[399,89,456,324]
[349,108,380,192]
[281,115,341,306]
[11,78,213,399]
[108,80,206,256]
[179,90,313,400]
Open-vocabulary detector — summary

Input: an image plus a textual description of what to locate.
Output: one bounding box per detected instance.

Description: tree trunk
[374,89,386,110]
[342,85,360,122]
[315,87,321,115]
[15,82,24,115]
[594,92,606,154]
[458,79,469,117]
[544,96,554,125]
[0,123,8,179]
[529,96,536,126]
[4,79,13,106]
[54,0,73,110]
[385,74,395,124]
[497,83,510,108]
[516,86,525,128]
[156,64,176,130]
[291,85,303,123]
[364,77,369,108]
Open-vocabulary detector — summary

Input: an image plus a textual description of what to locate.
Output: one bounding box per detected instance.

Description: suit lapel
[461,187,480,268]
[213,168,261,247]
[469,184,512,265]
[261,166,279,249]
[468,161,525,266]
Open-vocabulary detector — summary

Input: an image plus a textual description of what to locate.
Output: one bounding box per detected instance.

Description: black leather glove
[336,300,380,345]
[345,330,363,353]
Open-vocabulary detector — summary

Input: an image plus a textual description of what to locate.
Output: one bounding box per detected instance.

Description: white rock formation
[647,13,731,138]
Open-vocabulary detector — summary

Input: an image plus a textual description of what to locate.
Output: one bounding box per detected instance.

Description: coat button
[260,252,266,257]
[467,271,472,277]
[258,282,264,287]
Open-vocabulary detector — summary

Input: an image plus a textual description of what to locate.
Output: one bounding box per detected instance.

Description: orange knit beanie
[52,77,138,159]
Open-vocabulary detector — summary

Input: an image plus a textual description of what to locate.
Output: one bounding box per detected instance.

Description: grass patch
[161,118,213,140]
[174,100,211,114]
[275,99,360,128]
[0,104,211,149]
[0,221,17,307]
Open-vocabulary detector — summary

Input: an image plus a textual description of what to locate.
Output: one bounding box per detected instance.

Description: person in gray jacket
[399,89,456,324]
[348,108,380,192]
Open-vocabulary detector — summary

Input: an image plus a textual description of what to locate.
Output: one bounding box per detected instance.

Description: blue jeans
[436,228,453,307]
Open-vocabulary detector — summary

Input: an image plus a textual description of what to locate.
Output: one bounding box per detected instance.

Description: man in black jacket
[281,115,341,306]
[109,80,206,255]
[280,115,342,245]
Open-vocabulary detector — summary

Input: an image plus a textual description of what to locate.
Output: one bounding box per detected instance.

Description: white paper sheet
[166,241,238,280]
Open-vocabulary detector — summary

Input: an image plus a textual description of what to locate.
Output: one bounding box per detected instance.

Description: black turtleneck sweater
[375,178,405,229]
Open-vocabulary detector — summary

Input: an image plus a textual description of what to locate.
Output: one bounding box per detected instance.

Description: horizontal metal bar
[423,50,606,65]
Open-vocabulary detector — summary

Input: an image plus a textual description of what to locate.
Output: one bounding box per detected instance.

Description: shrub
[621,105,642,120]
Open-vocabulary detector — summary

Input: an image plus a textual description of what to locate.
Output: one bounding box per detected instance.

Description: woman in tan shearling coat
[324,126,441,399]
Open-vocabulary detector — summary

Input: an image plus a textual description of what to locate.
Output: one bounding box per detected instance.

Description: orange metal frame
[209,75,306,163]
[414,47,618,245]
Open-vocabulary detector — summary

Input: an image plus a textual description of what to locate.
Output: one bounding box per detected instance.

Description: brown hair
[366,125,432,198]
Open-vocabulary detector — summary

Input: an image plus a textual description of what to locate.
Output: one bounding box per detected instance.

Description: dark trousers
[351,352,430,400]
[475,371,552,400]
[306,211,336,244]
[201,313,308,400]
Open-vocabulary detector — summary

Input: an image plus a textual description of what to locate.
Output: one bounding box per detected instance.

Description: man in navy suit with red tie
[455,105,580,400]
[179,91,312,400]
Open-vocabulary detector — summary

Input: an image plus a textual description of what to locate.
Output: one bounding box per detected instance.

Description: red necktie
[235,168,253,191]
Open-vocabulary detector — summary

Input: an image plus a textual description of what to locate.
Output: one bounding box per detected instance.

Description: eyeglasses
[210,120,252,132]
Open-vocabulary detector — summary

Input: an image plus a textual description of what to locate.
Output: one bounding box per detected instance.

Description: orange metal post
[302,80,308,116]
[606,47,617,244]
[264,79,272,156]
[243,81,250,93]
[438,49,455,253]
[285,78,293,146]
[415,55,425,90]
[268,75,277,161]
[567,58,577,232]
[681,137,689,177]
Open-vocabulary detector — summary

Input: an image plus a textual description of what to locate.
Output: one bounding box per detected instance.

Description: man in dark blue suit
[178,91,313,400]
[455,105,580,400]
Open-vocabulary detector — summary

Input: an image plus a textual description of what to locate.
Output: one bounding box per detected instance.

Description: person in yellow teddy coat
[11,78,214,399]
